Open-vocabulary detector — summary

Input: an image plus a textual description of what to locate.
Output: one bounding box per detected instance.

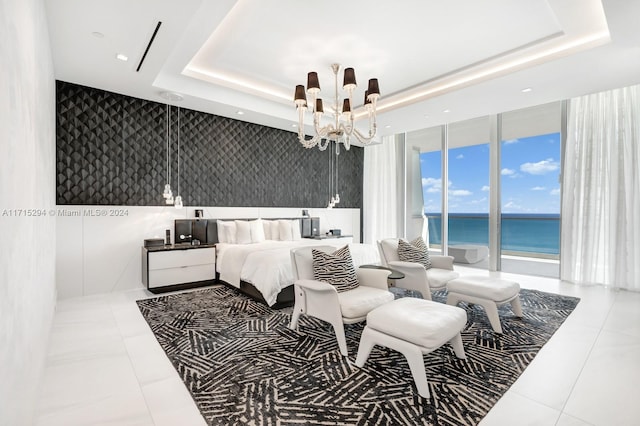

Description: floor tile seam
[138,376,203,425]
[109,246,141,293]
[501,388,563,421]
[554,293,615,423]
[590,326,640,345]
[554,411,596,426]
[108,298,158,425]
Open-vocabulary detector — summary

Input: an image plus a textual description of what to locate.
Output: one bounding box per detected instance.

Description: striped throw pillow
[311,245,359,292]
[397,237,432,270]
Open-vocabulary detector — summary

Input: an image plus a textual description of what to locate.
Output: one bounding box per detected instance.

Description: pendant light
[327,141,340,208]
[162,104,174,204]
[174,107,184,209]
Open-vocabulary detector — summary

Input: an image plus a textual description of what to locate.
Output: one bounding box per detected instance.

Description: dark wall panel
[56,81,363,209]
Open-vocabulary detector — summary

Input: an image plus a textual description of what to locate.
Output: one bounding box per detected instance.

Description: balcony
[425,213,560,278]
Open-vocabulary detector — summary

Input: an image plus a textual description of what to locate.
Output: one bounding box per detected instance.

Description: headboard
[174,217,318,245]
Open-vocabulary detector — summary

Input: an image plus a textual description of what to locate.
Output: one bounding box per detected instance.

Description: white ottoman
[355,298,467,399]
[446,276,522,334]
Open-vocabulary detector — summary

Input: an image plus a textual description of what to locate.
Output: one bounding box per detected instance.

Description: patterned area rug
[137,285,579,426]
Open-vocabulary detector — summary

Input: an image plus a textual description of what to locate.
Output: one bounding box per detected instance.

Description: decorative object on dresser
[141,244,215,294]
[143,238,164,248]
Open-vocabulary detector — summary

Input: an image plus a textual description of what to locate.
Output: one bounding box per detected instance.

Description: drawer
[148,247,215,270]
[148,264,215,288]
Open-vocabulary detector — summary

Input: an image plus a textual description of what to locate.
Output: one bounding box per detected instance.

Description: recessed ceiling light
[385,125,392,129]
[521,87,533,93]
[116,53,128,62]
[159,91,184,102]
[443,109,450,113]
[91,31,104,38]
[236,111,245,115]
[291,124,297,128]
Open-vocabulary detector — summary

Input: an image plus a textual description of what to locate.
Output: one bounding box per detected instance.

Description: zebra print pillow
[312,245,359,292]
[397,237,432,270]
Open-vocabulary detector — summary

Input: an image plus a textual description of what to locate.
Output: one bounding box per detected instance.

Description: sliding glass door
[446,118,490,268]
[500,103,562,277]
[406,101,563,278]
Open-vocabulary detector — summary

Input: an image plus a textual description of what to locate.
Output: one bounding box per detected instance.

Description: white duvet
[216,240,380,306]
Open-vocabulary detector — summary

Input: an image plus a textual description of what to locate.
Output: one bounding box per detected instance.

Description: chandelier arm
[351,128,376,145]
[298,132,324,149]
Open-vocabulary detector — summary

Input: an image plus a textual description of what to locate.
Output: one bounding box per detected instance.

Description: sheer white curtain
[561,85,640,291]
[363,135,399,244]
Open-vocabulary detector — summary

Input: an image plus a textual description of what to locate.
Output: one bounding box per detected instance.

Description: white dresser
[142,245,216,293]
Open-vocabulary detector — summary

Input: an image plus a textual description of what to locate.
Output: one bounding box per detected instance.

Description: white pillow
[217,220,237,244]
[291,219,302,240]
[267,220,280,240]
[250,219,265,243]
[216,220,226,243]
[235,220,252,244]
[262,220,272,240]
[278,219,293,241]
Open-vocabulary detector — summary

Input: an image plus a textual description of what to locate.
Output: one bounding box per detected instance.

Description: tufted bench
[355,298,467,399]
[446,276,522,334]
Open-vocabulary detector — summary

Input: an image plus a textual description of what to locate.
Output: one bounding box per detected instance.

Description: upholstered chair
[289,245,394,357]
[377,238,459,300]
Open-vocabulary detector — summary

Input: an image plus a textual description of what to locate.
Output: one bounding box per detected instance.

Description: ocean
[425,213,560,256]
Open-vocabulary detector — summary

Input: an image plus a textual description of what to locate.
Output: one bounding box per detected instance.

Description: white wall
[0,0,57,424]
[56,205,360,299]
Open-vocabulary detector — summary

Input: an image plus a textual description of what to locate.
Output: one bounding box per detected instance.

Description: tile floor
[34,268,640,426]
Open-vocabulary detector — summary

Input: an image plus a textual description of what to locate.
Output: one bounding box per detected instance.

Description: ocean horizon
[425,212,560,255]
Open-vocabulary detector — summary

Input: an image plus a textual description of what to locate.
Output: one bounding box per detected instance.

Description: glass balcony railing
[425,213,560,259]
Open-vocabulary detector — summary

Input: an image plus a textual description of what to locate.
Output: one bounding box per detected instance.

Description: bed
[173,218,379,307]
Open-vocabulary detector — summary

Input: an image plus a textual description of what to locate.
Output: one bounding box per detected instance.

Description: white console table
[142,245,216,294]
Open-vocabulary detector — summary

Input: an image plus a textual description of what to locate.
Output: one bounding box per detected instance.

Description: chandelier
[293,63,380,151]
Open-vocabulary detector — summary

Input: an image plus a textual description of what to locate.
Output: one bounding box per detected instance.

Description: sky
[421,132,561,214]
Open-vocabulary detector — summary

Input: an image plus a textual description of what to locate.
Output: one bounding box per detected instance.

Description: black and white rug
[137,285,579,426]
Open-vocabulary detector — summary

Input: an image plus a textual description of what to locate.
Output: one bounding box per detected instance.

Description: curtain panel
[561,85,640,290]
[363,136,399,244]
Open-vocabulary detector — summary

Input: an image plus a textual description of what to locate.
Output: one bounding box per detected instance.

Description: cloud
[456,154,464,159]
[501,168,515,176]
[550,188,560,195]
[503,201,526,212]
[520,158,559,175]
[481,185,490,192]
[470,197,487,204]
[422,177,443,193]
[503,139,519,145]
[531,186,546,191]
[424,178,471,197]
[449,189,472,196]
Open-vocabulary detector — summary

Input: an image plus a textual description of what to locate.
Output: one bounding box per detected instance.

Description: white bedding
[216,240,380,306]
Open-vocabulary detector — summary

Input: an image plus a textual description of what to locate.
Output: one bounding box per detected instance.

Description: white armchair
[377,238,459,300]
[289,245,395,357]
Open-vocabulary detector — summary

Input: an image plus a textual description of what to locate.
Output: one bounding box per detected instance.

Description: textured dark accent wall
[56,81,364,209]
